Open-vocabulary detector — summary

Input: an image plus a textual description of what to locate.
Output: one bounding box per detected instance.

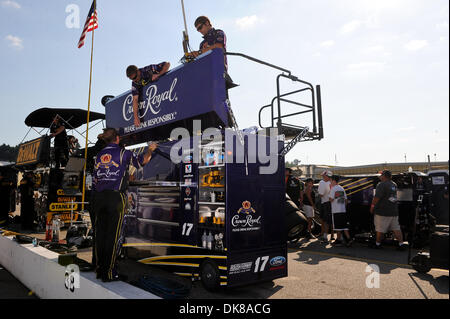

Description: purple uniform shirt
[199,28,227,70]
[93,144,145,192]
[131,62,167,97]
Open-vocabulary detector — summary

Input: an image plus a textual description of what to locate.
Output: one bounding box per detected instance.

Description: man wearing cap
[370,170,405,250]
[91,128,158,282]
[318,170,333,243]
[126,62,171,128]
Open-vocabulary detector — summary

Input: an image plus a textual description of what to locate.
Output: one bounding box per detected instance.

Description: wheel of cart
[410,252,432,274]
[200,259,221,292]
[409,225,449,274]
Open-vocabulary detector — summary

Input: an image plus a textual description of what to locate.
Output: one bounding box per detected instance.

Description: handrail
[226,52,292,75]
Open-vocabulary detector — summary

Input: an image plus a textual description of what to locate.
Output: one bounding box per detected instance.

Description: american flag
[77,0,98,49]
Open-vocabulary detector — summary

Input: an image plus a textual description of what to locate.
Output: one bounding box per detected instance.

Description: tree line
[0,144,19,162]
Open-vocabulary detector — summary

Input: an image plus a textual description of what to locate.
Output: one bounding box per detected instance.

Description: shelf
[199,187,225,191]
[199,165,225,169]
[198,202,225,206]
[197,225,225,231]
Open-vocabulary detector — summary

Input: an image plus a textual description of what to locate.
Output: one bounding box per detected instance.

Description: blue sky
[0,0,448,166]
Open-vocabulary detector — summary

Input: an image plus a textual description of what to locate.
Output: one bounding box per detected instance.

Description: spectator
[370,170,406,250]
[68,136,81,156]
[285,168,303,208]
[329,175,353,247]
[318,170,333,243]
[303,178,316,239]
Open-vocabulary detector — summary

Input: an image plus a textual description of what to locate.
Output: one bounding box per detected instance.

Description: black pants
[20,199,35,230]
[54,146,69,169]
[91,191,126,280]
[88,192,97,267]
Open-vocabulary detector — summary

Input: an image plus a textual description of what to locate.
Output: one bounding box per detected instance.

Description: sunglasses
[196,23,204,31]
[130,73,138,81]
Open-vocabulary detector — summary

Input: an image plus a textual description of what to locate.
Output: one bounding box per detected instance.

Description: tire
[286,210,308,241]
[285,199,299,216]
[411,254,432,274]
[310,218,322,236]
[200,259,220,292]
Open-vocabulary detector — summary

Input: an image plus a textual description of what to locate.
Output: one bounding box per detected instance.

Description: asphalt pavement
[187,238,449,299]
[1,228,448,299]
[0,264,38,299]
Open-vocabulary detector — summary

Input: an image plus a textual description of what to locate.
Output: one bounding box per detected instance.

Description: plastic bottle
[207,232,213,250]
[211,192,216,203]
[52,218,60,243]
[202,231,207,248]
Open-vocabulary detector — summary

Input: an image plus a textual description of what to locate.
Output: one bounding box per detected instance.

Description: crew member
[189,16,235,90]
[285,168,303,208]
[50,116,69,168]
[126,62,171,128]
[0,172,11,227]
[92,128,157,282]
[86,133,108,269]
[19,172,35,231]
[190,16,237,128]
[190,16,227,69]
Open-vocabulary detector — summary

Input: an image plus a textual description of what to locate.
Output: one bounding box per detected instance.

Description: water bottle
[32,237,38,247]
[207,232,213,250]
[202,231,207,248]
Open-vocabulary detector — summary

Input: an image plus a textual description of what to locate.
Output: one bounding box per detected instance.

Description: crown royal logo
[238,201,256,215]
[123,78,179,121]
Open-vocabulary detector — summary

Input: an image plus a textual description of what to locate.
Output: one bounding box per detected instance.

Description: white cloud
[235,15,262,30]
[1,0,20,9]
[320,40,335,48]
[404,40,428,51]
[5,35,23,50]
[340,20,363,34]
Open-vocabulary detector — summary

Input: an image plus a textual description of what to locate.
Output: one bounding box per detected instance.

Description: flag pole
[81,15,95,211]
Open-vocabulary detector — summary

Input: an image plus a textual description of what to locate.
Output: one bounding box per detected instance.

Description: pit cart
[341,172,437,247]
[410,170,449,273]
[16,108,105,232]
[103,48,323,290]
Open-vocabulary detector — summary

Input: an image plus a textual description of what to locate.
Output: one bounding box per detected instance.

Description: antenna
[181,0,190,54]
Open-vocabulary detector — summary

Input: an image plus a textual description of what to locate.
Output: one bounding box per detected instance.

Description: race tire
[286,210,308,241]
[311,217,322,236]
[285,199,299,216]
[200,259,220,292]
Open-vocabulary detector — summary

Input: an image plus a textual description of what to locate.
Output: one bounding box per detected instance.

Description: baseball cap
[321,170,333,177]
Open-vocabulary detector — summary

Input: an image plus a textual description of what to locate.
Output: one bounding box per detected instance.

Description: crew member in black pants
[92,128,157,282]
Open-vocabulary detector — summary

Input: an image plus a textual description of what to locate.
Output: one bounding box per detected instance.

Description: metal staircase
[226,52,323,156]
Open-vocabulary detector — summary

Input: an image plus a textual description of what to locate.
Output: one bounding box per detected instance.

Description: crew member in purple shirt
[189,16,228,70]
[91,128,158,282]
[126,62,171,128]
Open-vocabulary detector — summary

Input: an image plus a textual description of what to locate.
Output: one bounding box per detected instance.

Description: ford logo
[270,256,286,267]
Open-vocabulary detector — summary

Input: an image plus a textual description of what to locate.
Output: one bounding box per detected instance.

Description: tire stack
[285,195,308,242]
